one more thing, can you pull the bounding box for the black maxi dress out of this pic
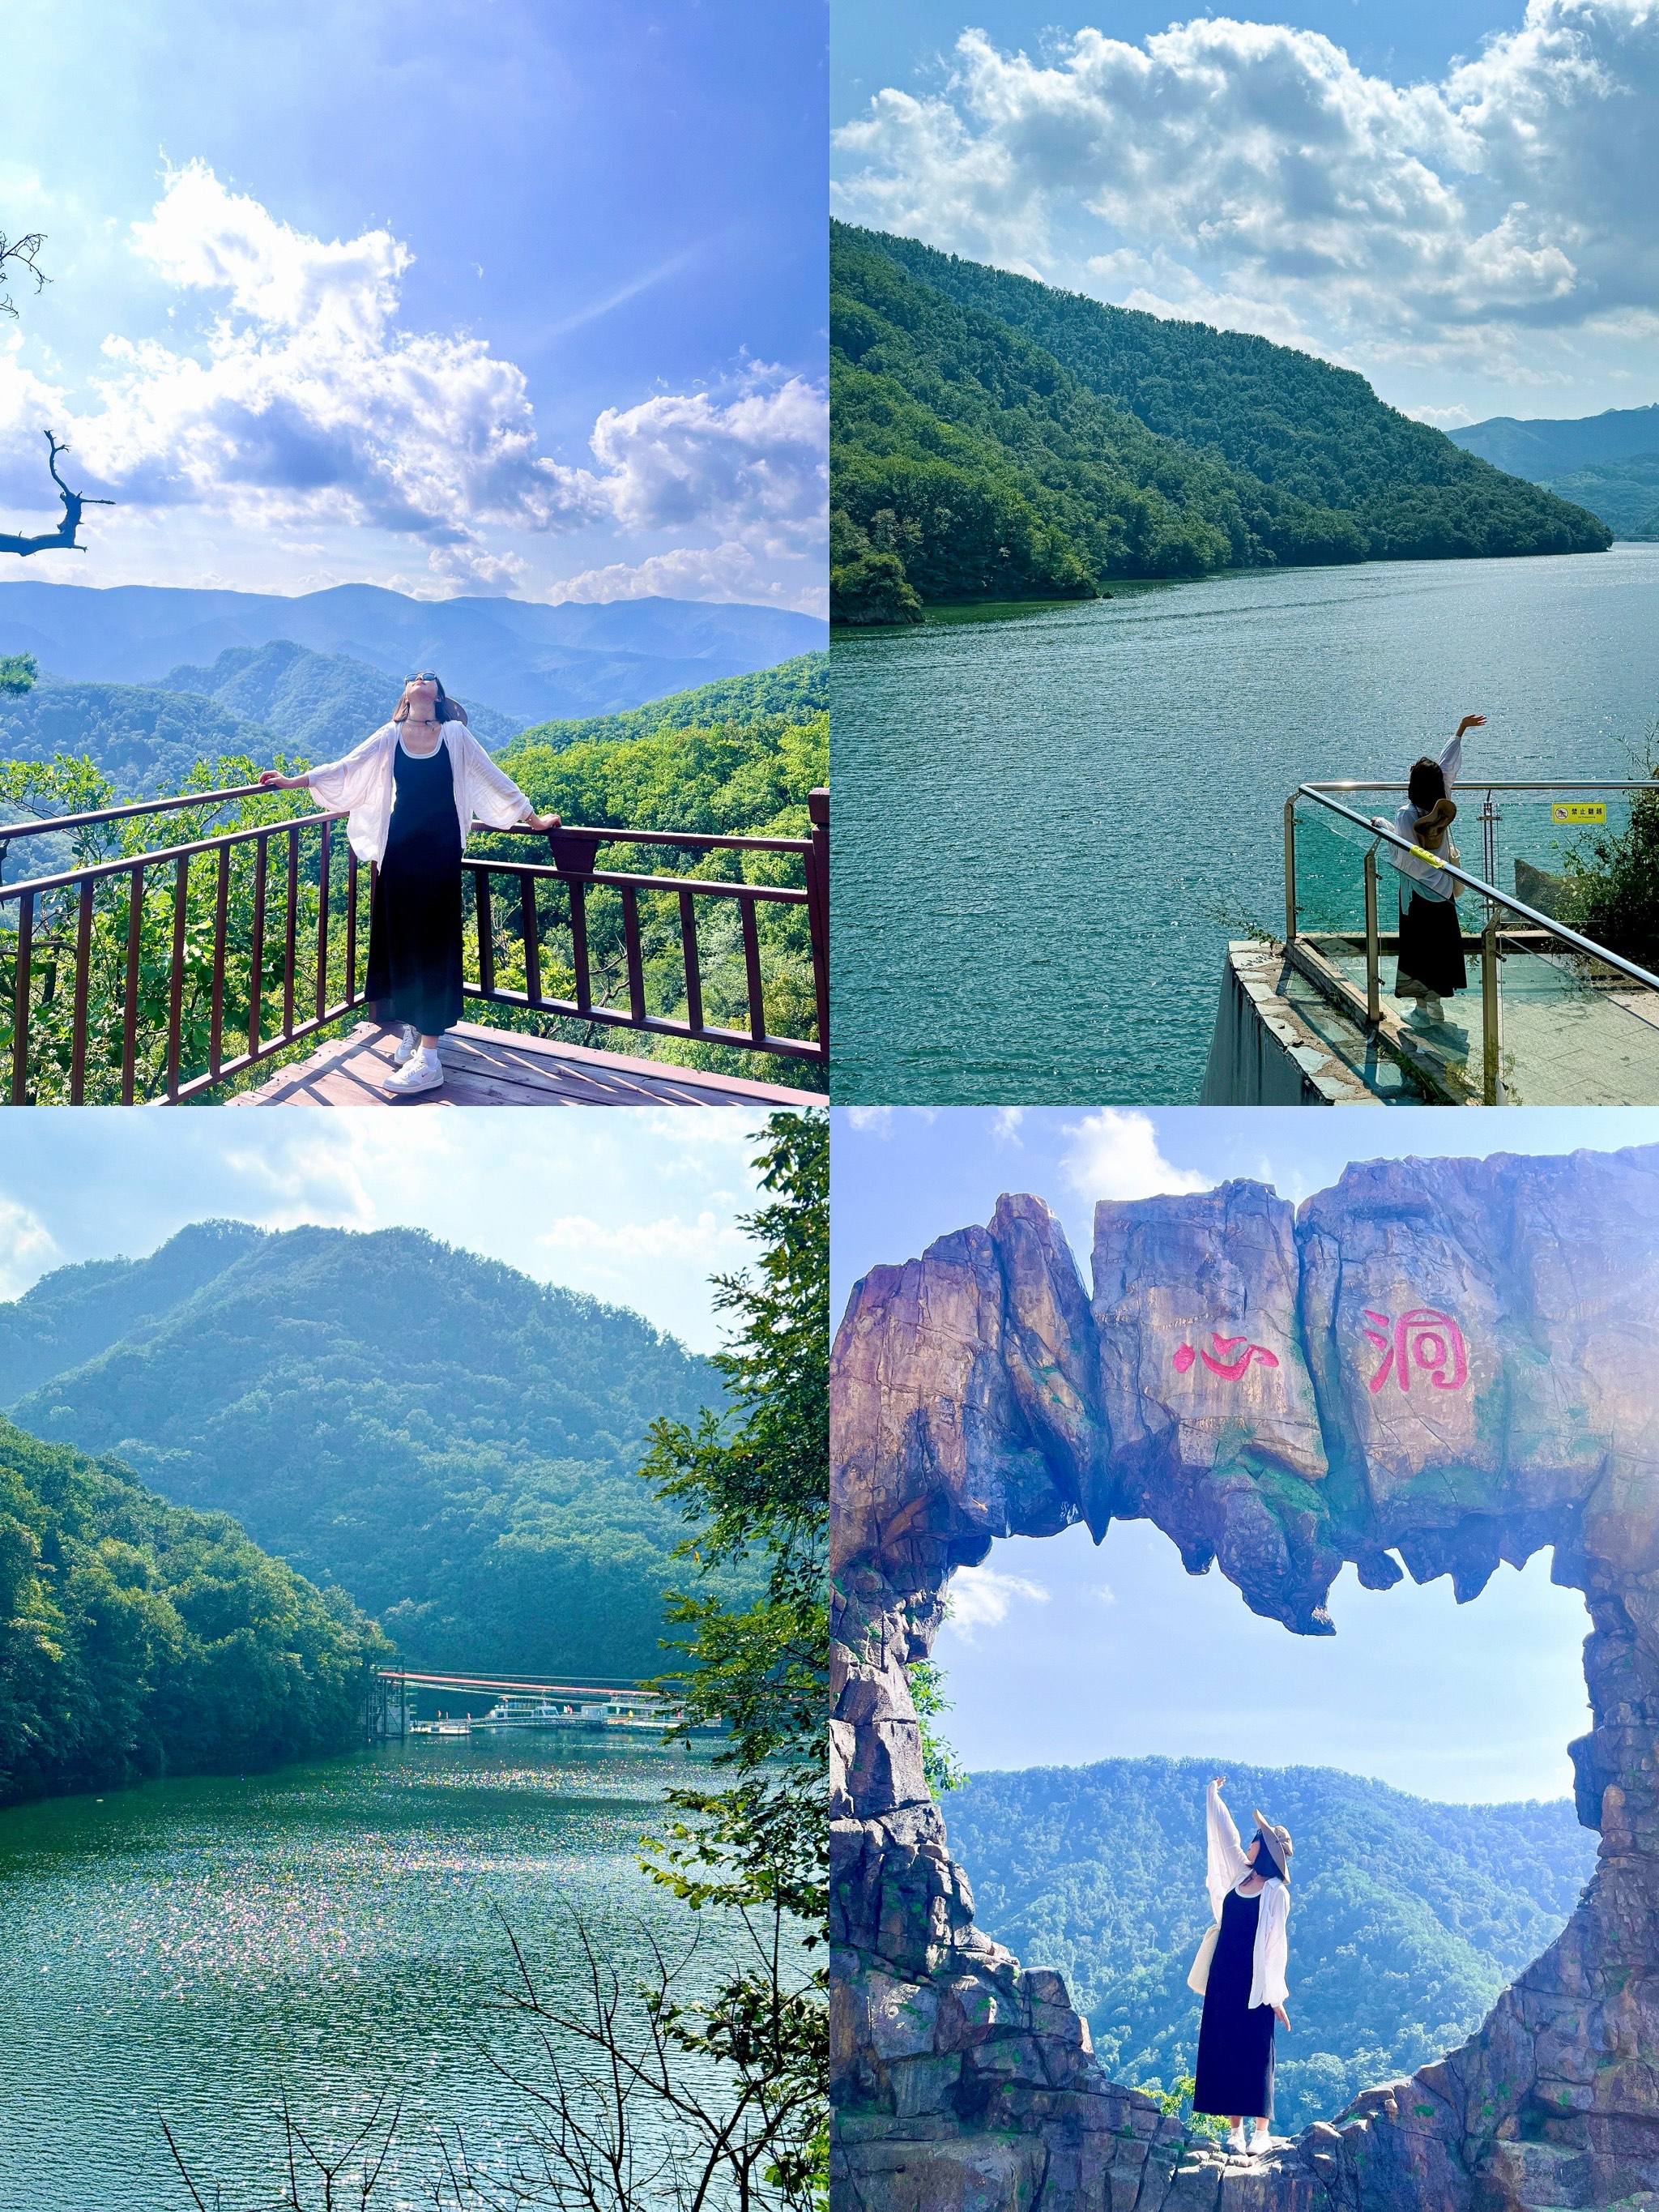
[1192,1884,1276,2121]
[365,737,464,1037]
[1397,886,1467,1001]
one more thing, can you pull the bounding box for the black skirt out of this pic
[1192,1885,1276,2120]
[365,740,464,1036]
[1397,887,1467,1000]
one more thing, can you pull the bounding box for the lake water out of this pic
[831,542,1659,1104]
[0,1737,740,2211]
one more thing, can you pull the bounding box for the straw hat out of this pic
[1252,1810,1293,1879]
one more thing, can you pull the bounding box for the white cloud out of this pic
[991,1107,1026,1144]
[842,1105,894,1134]
[947,1564,1051,1636]
[831,5,1659,394]
[0,1195,58,1299]
[0,164,827,601]
[545,537,827,617]
[1060,1109,1211,1202]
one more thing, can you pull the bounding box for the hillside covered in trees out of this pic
[831,224,1610,621]
[1449,405,1659,541]
[0,1221,727,1680]
[943,1756,1596,2137]
[0,1410,386,1810]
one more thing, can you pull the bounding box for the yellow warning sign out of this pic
[1551,801,1606,824]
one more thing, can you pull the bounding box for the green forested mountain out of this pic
[0,642,519,800]
[514,650,825,752]
[831,224,1610,620]
[0,1223,726,1679]
[1448,408,1659,541]
[0,673,274,795]
[945,1756,1595,2137]
[0,1411,386,1809]
[162,639,522,753]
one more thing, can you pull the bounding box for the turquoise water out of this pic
[0,1738,737,2211]
[831,543,1659,1103]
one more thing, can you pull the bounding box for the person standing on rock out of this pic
[259,673,560,1096]
[1188,1776,1292,2158]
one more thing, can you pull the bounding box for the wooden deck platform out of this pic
[229,1020,823,1108]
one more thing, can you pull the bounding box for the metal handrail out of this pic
[0,784,831,1101]
[1302,779,1659,793]
[1285,783,1659,1106]
[1292,784,1659,993]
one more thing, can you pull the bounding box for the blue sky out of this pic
[833,1106,1659,1801]
[0,1109,776,1355]
[0,0,827,609]
[831,0,1659,427]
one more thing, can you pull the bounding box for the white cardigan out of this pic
[1187,1781,1290,2011]
[1371,728,1464,903]
[305,722,535,867]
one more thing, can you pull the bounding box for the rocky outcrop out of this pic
[830,1147,1659,2212]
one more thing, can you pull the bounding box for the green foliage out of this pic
[0,677,274,794]
[908,1656,967,1795]
[635,1111,829,2207]
[513,651,826,752]
[862,225,1611,567]
[1,1220,730,1681]
[0,1410,386,1809]
[1561,735,1659,968]
[0,749,335,1104]
[945,1755,1597,2137]
[0,651,37,695]
[1140,2073,1228,2142]
[830,224,1610,620]
[492,703,828,1090]
[1534,459,1659,541]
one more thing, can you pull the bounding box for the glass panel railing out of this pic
[1286,783,1659,1106]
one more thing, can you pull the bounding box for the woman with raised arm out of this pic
[1372,712,1486,1030]
[260,673,559,1095]
[1188,1776,1293,2159]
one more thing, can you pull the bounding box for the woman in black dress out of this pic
[1188,1776,1292,2156]
[261,673,558,1095]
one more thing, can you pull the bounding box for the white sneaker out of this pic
[1252,2128,1272,2155]
[383,1046,443,1095]
[394,1023,420,1065]
[1226,2125,1248,2155]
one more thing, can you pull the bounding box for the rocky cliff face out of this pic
[830,1146,1659,2212]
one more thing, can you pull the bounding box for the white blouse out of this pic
[1371,728,1464,903]
[305,722,535,867]
[1195,1779,1290,2012]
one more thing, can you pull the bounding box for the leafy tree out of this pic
[1562,732,1659,971]
[0,1412,387,1809]
[908,1653,967,1795]
[0,651,36,695]
[629,1108,830,2205]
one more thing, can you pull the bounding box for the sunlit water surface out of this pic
[832,544,1659,1103]
[0,1737,743,2211]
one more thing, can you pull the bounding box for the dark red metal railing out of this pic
[0,783,829,1104]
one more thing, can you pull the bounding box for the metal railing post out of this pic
[1482,910,1502,1105]
[1283,796,1298,943]
[1363,847,1380,1027]
[806,786,830,1057]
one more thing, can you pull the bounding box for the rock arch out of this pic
[830,1147,1659,2212]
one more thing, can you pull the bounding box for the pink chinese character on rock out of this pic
[1363,1308,1468,1395]
[1173,1332,1281,1381]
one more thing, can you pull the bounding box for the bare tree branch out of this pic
[0,228,47,318]
[0,429,115,557]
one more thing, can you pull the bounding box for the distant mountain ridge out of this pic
[831,224,1609,617]
[0,581,826,725]
[511,650,827,753]
[164,639,522,750]
[0,1222,724,1680]
[945,1755,1596,2137]
[1449,406,1659,540]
